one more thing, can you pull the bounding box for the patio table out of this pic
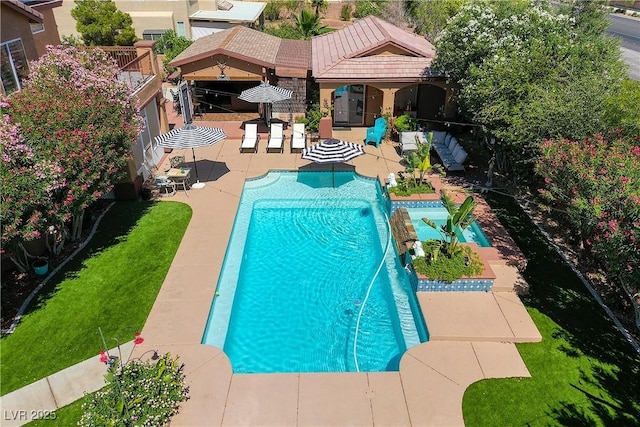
[167,167,192,190]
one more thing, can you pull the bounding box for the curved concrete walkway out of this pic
[1,124,541,426]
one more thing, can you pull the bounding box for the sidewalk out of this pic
[0,342,134,427]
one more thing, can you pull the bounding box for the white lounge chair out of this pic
[290,123,307,152]
[267,123,284,153]
[240,123,260,153]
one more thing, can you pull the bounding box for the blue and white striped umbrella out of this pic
[238,82,293,103]
[301,138,365,187]
[155,123,226,149]
[302,138,365,164]
[155,123,226,186]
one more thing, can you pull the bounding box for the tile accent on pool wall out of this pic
[416,278,493,292]
[391,200,442,214]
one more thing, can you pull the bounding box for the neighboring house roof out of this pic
[21,0,63,11]
[312,15,436,81]
[5,0,43,22]
[189,0,266,23]
[170,26,311,72]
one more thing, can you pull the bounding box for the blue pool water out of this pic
[202,171,427,373]
[407,207,492,247]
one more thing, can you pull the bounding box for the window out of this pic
[333,85,365,126]
[176,21,186,37]
[1,39,29,95]
[142,29,167,41]
[30,22,45,34]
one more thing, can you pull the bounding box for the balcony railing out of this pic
[98,46,138,69]
[117,50,155,92]
[83,46,158,93]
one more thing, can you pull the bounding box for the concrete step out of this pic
[491,264,523,292]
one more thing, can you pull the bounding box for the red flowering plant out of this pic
[535,129,640,301]
[0,114,67,271]
[0,46,143,256]
[85,330,189,426]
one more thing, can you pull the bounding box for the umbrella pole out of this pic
[191,147,205,189]
[332,164,335,188]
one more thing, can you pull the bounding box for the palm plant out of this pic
[309,0,328,16]
[402,133,432,186]
[422,190,477,257]
[294,9,330,39]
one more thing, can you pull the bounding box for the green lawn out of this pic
[463,193,640,426]
[0,201,192,395]
[26,394,88,426]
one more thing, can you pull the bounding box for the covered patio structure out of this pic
[312,16,458,142]
[169,26,311,125]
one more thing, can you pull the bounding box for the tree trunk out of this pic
[46,224,66,255]
[71,209,85,241]
[7,242,35,273]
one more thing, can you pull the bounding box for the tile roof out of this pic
[312,16,436,81]
[5,0,43,22]
[275,39,312,69]
[22,0,63,11]
[317,57,436,81]
[170,26,310,73]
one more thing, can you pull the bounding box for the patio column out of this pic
[380,88,396,118]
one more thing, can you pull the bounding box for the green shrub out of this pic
[79,353,189,426]
[387,180,434,196]
[284,0,300,14]
[412,243,484,282]
[355,0,386,18]
[264,1,283,21]
[340,3,352,21]
[300,102,328,133]
[393,113,416,133]
[264,22,304,39]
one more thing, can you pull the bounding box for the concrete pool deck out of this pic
[1,120,541,426]
[131,121,541,426]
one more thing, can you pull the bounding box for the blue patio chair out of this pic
[365,117,387,147]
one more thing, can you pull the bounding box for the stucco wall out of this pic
[320,80,455,127]
[181,55,264,81]
[32,8,61,57]
[1,6,38,62]
[52,0,192,40]
[50,0,78,38]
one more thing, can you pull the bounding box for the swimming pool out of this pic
[406,207,491,247]
[202,171,427,373]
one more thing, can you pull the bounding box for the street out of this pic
[608,13,640,80]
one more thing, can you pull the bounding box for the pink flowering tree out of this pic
[1,46,142,254]
[535,130,640,294]
[0,115,67,271]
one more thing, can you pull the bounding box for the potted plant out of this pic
[32,258,49,276]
